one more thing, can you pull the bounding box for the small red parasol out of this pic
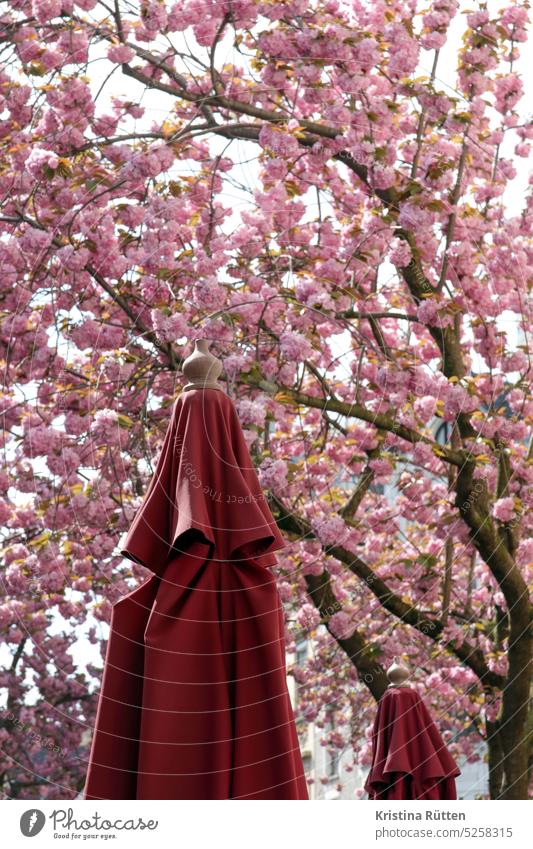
[365,660,461,800]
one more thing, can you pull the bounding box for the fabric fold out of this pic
[85,542,308,800]
[83,575,158,800]
[120,389,286,575]
[364,686,460,800]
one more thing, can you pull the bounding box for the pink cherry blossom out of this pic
[296,604,321,632]
[328,611,355,640]
[107,44,135,63]
[258,458,288,494]
[492,497,515,523]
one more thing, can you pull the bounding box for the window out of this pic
[296,639,308,666]
[325,714,340,780]
[435,420,450,445]
[294,640,308,705]
[326,747,340,780]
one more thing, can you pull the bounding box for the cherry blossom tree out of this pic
[0,0,532,799]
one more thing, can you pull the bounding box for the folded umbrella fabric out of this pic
[84,388,308,800]
[120,387,286,572]
[364,686,460,800]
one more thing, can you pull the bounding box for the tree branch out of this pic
[304,570,389,701]
[246,378,465,466]
[270,493,504,690]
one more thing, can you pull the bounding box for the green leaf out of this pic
[117,414,134,429]
[417,554,438,569]
[26,61,47,76]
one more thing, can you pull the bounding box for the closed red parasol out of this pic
[84,340,308,800]
[364,660,461,800]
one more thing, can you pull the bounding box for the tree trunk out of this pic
[486,718,504,799]
[487,716,531,799]
[486,644,531,799]
[498,612,533,798]
[498,718,531,799]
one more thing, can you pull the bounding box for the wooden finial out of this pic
[182,339,223,391]
[387,657,410,688]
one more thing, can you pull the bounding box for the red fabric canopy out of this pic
[120,388,286,572]
[84,389,308,800]
[364,686,460,800]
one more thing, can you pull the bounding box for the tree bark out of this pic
[486,718,504,799]
[486,708,532,800]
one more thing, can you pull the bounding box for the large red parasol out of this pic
[364,662,460,800]
[84,341,308,800]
